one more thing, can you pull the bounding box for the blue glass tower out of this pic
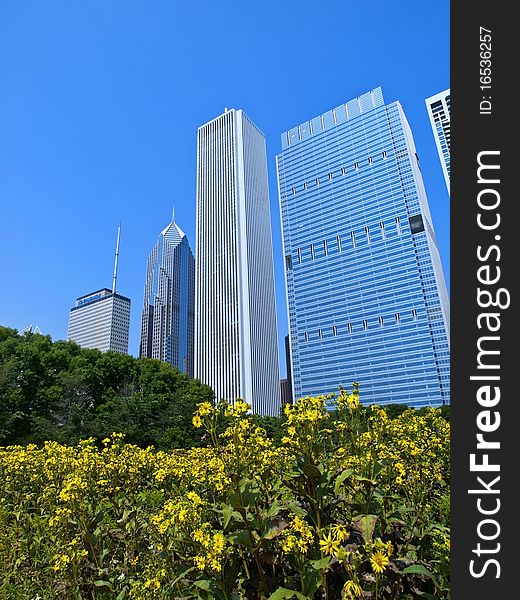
[277,88,450,408]
[140,217,195,376]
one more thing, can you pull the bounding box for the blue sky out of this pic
[0,0,449,376]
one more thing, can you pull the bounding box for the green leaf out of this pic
[301,462,321,480]
[266,500,281,519]
[194,579,212,590]
[222,503,234,529]
[268,588,309,600]
[287,502,306,517]
[264,520,288,540]
[401,564,437,580]
[311,556,330,570]
[170,566,196,586]
[228,529,253,549]
[116,591,126,600]
[94,580,112,589]
[352,514,378,542]
[334,469,353,495]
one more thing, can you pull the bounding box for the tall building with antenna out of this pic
[67,225,131,353]
[139,213,195,376]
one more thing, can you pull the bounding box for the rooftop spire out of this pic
[112,223,121,293]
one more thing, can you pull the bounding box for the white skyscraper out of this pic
[68,288,131,353]
[195,108,280,416]
[425,89,451,195]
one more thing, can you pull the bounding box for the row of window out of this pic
[302,309,419,341]
[281,151,391,198]
[285,215,427,270]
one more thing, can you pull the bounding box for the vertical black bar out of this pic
[452,2,513,598]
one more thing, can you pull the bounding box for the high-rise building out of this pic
[195,108,280,416]
[68,288,131,353]
[140,216,195,376]
[68,225,130,354]
[425,89,451,195]
[277,87,450,408]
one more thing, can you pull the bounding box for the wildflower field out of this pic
[0,387,450,599]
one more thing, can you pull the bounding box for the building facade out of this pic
[195,108,280,416]
[140,217,195,376]
[277,87,450,408]
[68,288,130,353]
[425,89,451,195]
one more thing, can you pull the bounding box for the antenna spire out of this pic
[112,223,121,293]
[172,206,175,223]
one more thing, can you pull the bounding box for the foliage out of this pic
[0,326,213,449]
[0,386,450,599]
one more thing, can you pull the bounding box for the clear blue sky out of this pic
[0,0,449,376]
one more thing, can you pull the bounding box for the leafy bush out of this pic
[0,387,450,599]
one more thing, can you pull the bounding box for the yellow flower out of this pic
[331,523,349,542]
[370,551,390,574]
[343,580,363,599]
[319,532,340,556]
[192,415,202,428]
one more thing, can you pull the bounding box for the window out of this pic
[332,325,337,336]
[318,328,323,339]
[380,221,386,240]
[365,226,371,243]
[303,181,308,190]
[382,150,387,159]
[310,244,315,260]
[315,177,320,186]
[362,319,368,330]
[351,231,356,248]
[395,312,401,324]
[341,167,347,175]
[347,322,352,334]
[354,162,359,170]
[412,309,418,320]
[368,156,373,164]
[379,316,384,327]
[292,187,296,195]
[285,255,293,270]
[328,172,333,181]
[395,216,402,235]
[304,331,309,341]
[323,240,328,256]
[297,247,302,264]
[409,214,425,234]
[336,235,342,252]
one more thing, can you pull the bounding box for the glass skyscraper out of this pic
[277,88,450,408]
[68,288,130,354]
[195,108,280,416]
[425,89,451,195]
[140,217,195,376]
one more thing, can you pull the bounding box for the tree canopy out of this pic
[0,326,214,449]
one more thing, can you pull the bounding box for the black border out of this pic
[451,3,514,597]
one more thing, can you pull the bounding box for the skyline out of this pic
[0,1,450,378]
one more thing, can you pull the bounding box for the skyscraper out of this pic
[68,289,131,353]
[195,108,280,416]
[425,89,451,195]
[277,87,450,408]
[68,225,131,354]
[140,216,195,376]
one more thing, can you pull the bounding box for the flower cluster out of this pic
[0,390,450,599]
